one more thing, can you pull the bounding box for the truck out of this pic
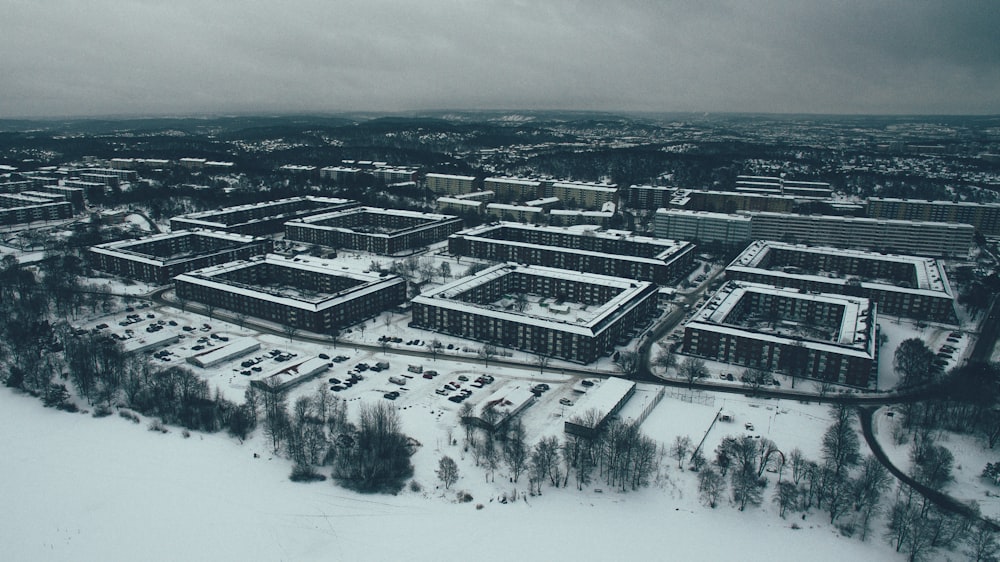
[407,364,423,374]
[389,376,407,386]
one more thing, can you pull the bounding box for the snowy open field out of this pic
[1,387,907,562]
[874,407,1000,520]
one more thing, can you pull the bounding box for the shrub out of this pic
[409,480,422,493]
[289,464,327,483]
[119,410,141,424]
[457,491,474,503]
[148,419,167,433]
[92,404,112,418]
[57,402,79,413]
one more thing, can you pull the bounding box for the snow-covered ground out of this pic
[1,387,905,562]
[873,407,1000,520]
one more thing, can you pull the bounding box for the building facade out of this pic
[653,209,753,245]
[747,212,974,258]
[425,173,479,195]
[867,197,1000,237]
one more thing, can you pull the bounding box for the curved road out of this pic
[857,406,1000,531]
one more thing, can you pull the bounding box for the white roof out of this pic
[175,254,404,313]
[186,337,260,367]
[568,377,635,428]
[413,263,653,337]
[729,240,953,296]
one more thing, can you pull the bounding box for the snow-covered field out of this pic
[874,408,1000,520]
[1,388,906,562]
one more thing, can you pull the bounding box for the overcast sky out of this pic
[2,0,998,118]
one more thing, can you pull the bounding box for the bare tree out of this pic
[774,480,798,518]
[741,367,771,396]
[679,356,709,388]
[614,350,640,379]
[478,344,498,368]
[822,404,860,480]
[282,323,299,343]
[698,466,725,508]
[503,420,529,483]
[533,353,551,374]
[437,455,459,489]
[853,455,891,541]
[670,435,692,468]
[654,349,677,376]
[910,432,955,491]
[427,339,443,360]
[894,338,936,388]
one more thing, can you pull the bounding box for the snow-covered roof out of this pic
[456,222,691,261]
[484,177,542,186]
[689,281,875,356]
[413,263,654,337]
[868,197,1000,209]
[728,240,953,297]
[473,383,536,426]
[122,330,180,353]
[89,229,267,267]
[292,206,458,226]
[551,181,618,193]
[425,173,477,181]
[172,196,355,227]
[185,337,260,368]
[256,357,329,390]
[567,377,636,428]
[655,208,753,222]
[175,254,404,313]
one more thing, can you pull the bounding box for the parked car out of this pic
[383,391,399,400]
[559,398,573,406]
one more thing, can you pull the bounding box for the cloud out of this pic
[1,0,998,117]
